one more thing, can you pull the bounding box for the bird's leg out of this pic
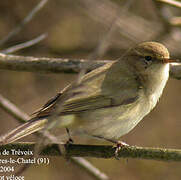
[65,128,74,145]
[64,128,75,161]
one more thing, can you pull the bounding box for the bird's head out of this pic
[126,41,177,72]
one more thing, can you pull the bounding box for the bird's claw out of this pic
[114,141,129,159]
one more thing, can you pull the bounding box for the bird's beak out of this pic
[162,58,180,63]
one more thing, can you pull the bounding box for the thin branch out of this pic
[169,16,181,26]
[1,33,47,54]
[170,64,181,79]
[157,0,181,8]
[152,1,173,42]
[1,143,181,162]
[0,94,109,180]
[0,53,181,79]
[0,94,29,122]
[0,0,48,46]
[0,53,109,73]
[77,0,163,44]
[71,157,109,180]
[88,0,133,60]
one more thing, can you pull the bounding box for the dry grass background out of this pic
[0,0,181,179]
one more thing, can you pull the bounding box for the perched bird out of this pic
[0,41,178,146]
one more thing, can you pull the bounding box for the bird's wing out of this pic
[34,61,140,118]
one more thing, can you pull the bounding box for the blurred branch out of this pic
[0,0,48,46]
[152,1,172,42]
[0,94,109,180]
[1,34,47,54]
[0,95,29,123]
[169,16,181,26]
[157,0,181,8]
[88,0,133,60]
[70,157,109,180]
[77,0,163,44]
[1,143,181,162]
[75,0,181,56]
[0,53,181,79]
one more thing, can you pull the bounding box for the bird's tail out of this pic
[0,117,47,145]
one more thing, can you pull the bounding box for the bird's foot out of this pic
[114,141,129,159]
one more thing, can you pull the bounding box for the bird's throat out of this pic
[145,63,170,109]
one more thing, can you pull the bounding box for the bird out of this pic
[0,41,178,146]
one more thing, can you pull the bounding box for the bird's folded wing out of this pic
[33,61,140,118]
[62,95,112,114]
[35,90,138,117]
[35,90,111,117]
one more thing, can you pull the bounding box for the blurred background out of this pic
[0,0,181,179]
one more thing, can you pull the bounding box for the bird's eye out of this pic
[144,56,152,61]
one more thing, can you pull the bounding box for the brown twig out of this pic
[0,53,109,73]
